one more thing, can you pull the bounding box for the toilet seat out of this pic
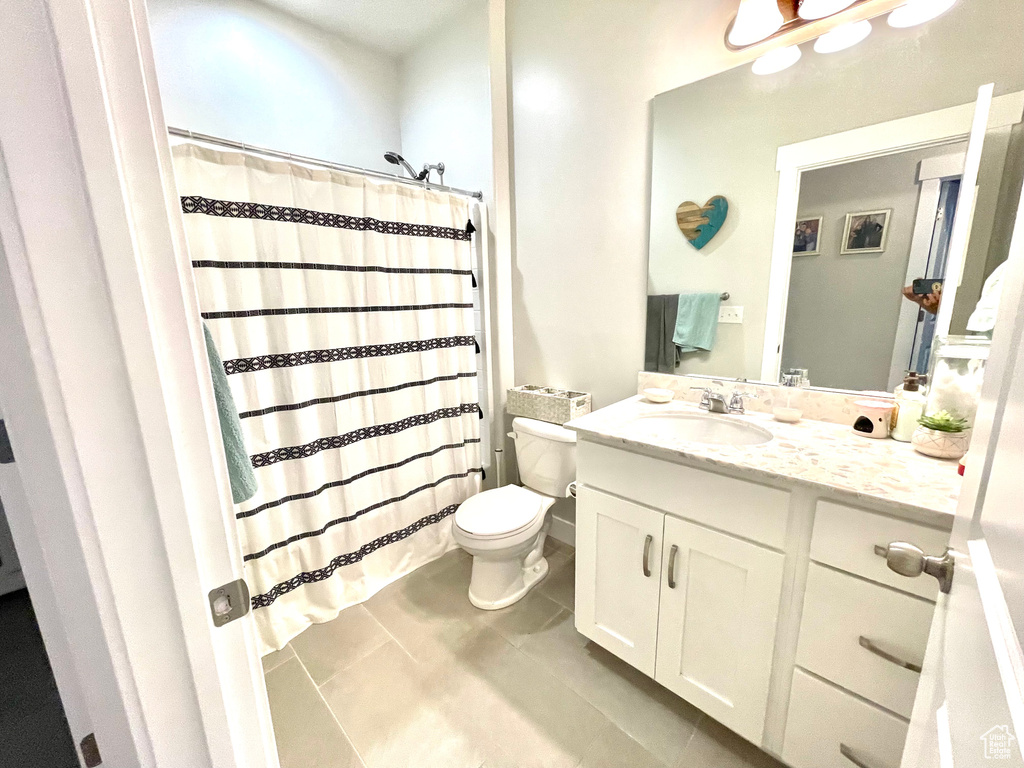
[454,485,551,540]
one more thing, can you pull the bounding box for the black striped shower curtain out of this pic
[173,143,482,652]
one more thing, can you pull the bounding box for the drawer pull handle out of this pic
[667,545,679,589]
[840,743,889,768]
[858,636,923,674]
[643,535,653,578]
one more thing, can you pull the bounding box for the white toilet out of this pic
[452,417,577,610]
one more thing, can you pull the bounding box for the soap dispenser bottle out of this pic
[891,372,926,442]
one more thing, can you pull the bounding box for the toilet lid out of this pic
[454,485,548,538]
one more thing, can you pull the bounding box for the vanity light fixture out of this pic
[813,18,872,53]
[728,0,785,47]
[752,45,803,75]
[797,0,856,20]
[888,0,957,28]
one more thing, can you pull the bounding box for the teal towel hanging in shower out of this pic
[203,323,258,504]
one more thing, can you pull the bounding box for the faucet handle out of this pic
[728,391,757,413]
[690,386,712,410]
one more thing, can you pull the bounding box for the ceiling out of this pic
[256,0,481,57]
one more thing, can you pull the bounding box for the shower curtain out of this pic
[172,143,483,652]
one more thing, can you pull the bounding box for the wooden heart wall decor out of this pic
[676,196,729,250]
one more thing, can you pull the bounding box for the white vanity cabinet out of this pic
[572,439,954,765]
[574,442,788,743]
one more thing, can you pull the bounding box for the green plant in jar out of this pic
[918,410,969,433]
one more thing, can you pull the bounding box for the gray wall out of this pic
[782,145,957,392]
[648,0,1024,381]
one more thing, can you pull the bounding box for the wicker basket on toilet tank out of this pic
[506,385,592,425]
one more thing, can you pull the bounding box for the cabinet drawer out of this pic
[578,441,790,548]
[810,501,950,599]
[796,564,932,718]
[783,669,908,768]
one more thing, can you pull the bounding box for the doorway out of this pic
[0,510,78,768]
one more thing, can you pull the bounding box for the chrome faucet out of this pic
[691,387,729,414]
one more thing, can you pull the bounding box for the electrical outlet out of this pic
[718,306,744,324]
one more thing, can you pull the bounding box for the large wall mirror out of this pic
[644,0,1024,394]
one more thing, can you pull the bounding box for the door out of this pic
[0,0,277,765]
[575,486,664,676]
[899,169,1024,764]
[655,516,785,744]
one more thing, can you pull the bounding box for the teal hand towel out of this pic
[673,293,721,353]
[203,323,258,504]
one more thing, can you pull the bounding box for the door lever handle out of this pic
[874,542,955,594]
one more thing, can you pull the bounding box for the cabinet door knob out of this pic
[667,545,679,589]
[875,542,955,594]
[642,534,653,578]
[857,636,922,673]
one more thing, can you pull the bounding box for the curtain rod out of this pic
[166,127,484,201]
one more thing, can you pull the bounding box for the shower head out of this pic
[384,151,425,181]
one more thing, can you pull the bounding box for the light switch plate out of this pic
[719,306,744,324]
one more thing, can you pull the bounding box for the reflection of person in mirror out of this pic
[902,261,1007,334]
[901,285,941,315]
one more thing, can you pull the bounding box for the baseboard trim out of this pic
[548,515,575,548]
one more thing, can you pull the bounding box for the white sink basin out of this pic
[630,412,773,446]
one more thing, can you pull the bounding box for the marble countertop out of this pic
[565,396,962,523]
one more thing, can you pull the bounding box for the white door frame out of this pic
[0,0,277,765]
[761,90,1024,384]
[885,149,966,390]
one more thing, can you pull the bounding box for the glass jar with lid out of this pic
[923,335,991,428]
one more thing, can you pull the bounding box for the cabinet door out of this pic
[655,516,784,743]
[575,486,664,676]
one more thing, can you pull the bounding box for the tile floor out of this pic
[0,589,78,768]
[263,539,786,768]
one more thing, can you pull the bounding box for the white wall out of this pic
[507,1,657,408]
[507,0,1024,405]
[399,1,493,198]
[147,0,402,172]
[783,146,958,392]
[505,0,779,408]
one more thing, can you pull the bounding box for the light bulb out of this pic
[888,0,958,28]
[797,0,856,20]
[752,45,803,75]
[814,19,872,53]
[729,0,785,46]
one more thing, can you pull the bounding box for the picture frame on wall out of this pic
[793,216,822,256]
[841,209,891,254]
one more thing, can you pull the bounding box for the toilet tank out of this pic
[512,417,577,497]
